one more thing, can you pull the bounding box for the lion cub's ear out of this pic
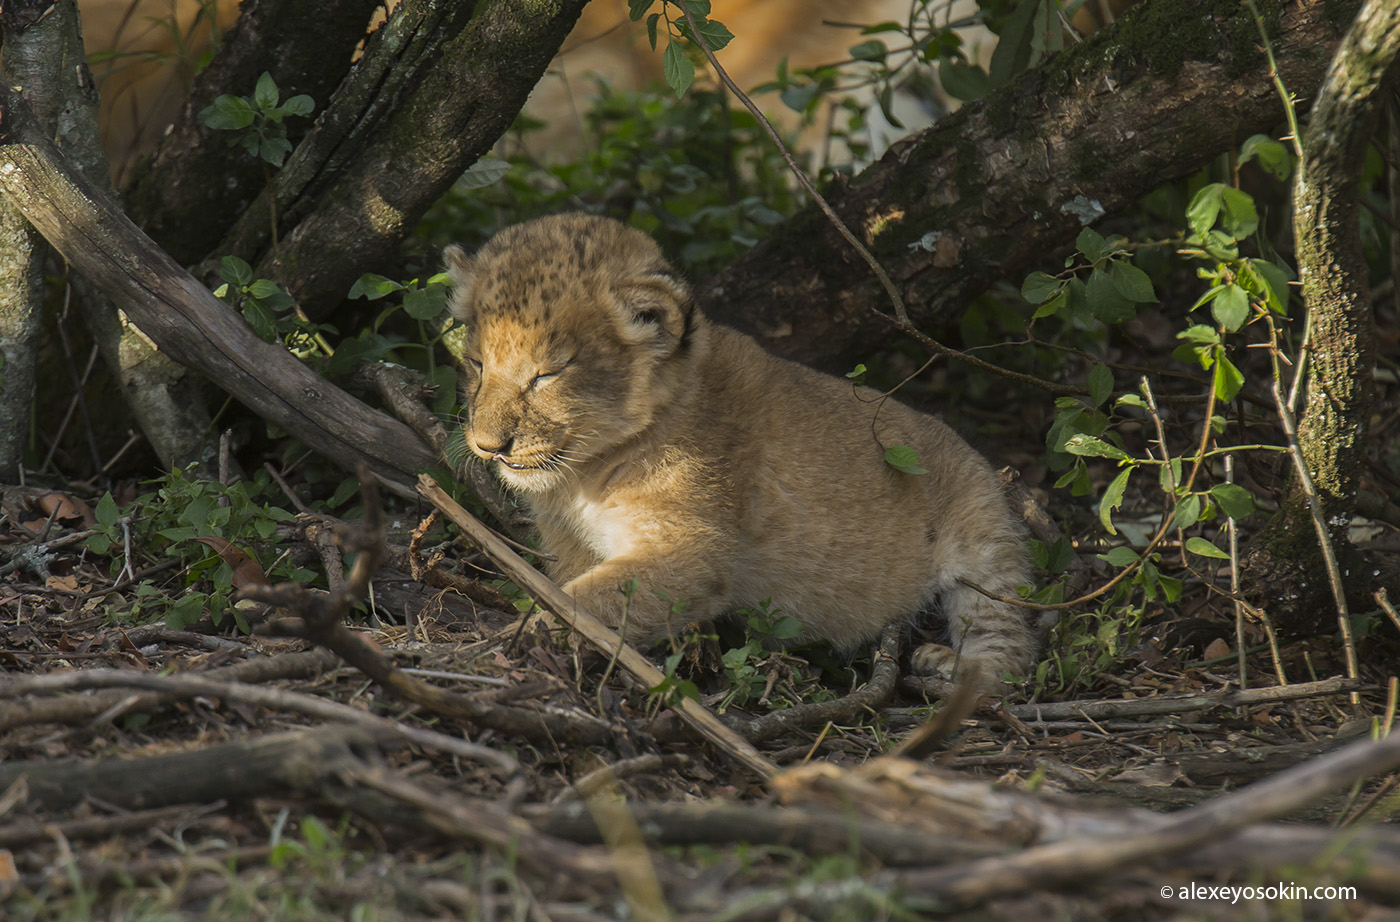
[613,271,694,350]
[443,244,475,323]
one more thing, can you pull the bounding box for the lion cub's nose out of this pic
[472,434,513,457]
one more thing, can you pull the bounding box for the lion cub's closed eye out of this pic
[444,213,1041,688]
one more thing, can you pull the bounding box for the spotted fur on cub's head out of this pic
[443,214,704,493]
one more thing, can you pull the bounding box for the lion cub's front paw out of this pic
[910,642,1005,691]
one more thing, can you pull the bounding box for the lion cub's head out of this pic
[444,214,703,493]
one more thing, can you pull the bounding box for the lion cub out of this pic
[444,214,1037,684]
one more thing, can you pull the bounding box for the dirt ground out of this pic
[2,323,1399,920]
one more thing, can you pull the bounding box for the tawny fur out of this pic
[445,214,1037,684]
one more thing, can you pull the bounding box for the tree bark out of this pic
[121,0,385,265]
[253,0,592,316]
[0,0,65,480]
[0,89,439,486]
[1291,0,1397,520]
[698,0,1356,373]
[1241,0,1400,634]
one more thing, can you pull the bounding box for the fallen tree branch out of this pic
[700,0,1355,371]
[0,668,520,775]
[897,722,1400,907]
[0,647,339,732]
[0,725,403,813]
[0,89,438,487]
[1000,675,1364,722]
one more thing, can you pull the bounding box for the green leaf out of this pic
[219,255,254,288]
[93,491,119,528]
[1177,324,1221,347]
[1212,352,1245,402]
[1021,271,1062,304]
[254,71,279,110]
[281,94,314,117]
[849,39,887,62]
[663,41,695,97]
[1099,467,1131,535]
[1087,363,1114,407]
[988,0,1040,87]
[259,137,293,166]
[771,615,803,640]
[627,0,653,21]
[1211,283,1250,331]
[1085,268,1135,323]
[242,300,277,342]
[1210,483,1256,520]
[1186,184,1224,238]
[646,11,662,49]
[1044,537,1074,574]
[1248,258,1291,315]
[1173,493,1202,530]
[884,445,929,475]
[1185,536,1230,560]
[696,18,733,51]
[1075,227,1105,263]
[1219,186,1259,239]
[348,273,403,300]
[85,533,113,555]
[199,94,255,130]
[938,58,988,101]
[1063,433,1131,461]
[247,279,283,300]
[1100,546,1140,568]
[1029,287,1066,319]
[459,157,510,189]
[1239,133,1292,180]
[404,284,448,319]
[1110,260,1157,303]
[1158,457,1182,494]
[845,363,867,383]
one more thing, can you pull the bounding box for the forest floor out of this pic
[2,345,1399,921]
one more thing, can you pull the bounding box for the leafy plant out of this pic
[627,0,734,98]
[85,465,315,632]
[1024,132,1294,628]
[199,71,313,166]
[213,255,332,355]
[714,599,803,712]
[419,81,797,277]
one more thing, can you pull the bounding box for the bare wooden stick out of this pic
[418,473,779,779]
[1002,675,1363,721]
[0,669,520,774]
[899,715,1400,907]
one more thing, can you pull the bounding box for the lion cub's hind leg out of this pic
[910,582,1036,689]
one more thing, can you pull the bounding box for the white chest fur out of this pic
[570,496,634,559]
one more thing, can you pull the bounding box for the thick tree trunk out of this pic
[122,0,384,265]
[1244,0,1400,634]
[0,0,67,480]
[0,90,439,487]
[699,0,1356,373]
[256,0,592,316]
[1292,2,1397,520]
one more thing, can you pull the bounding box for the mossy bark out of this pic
[1244,0,1400,632]
[699,0,1357,373]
